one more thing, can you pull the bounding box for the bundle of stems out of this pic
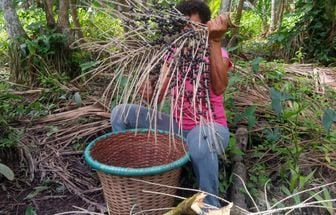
[74,0,237,147]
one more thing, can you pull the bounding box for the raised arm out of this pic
[207,15,231,96]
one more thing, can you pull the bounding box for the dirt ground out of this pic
[0,190,89,215]
[0,150,105,215]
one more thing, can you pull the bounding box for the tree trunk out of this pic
[230,127,248,210]
[326,0,336,43]
[328,19,336,43]
[234,0,244,26]
[227,0,244,48]
[54,0,73,77]
[275,0,285,31]
[1,0,27,39]
[57,0,72,40]
[44,0,56,28]
[220,0,232,13]
[70,0,84,40]
[263,0,270,35]
[269,0,277,33]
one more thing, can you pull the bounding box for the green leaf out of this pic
[24,186,49,199]
[298,169,315,189]
[247,115,256,130]
[227,46,239,52]
[46,126,59,137]
[219,183,225,193]
[228,135,236,148]
[283,101,305,120]
[25,206,37,215]
[92,0,103,8]
[251,57,263,74]
[270,87,292,101]
[227,134,244,155]
[310,188,333,215]
[322,188,333,214]
[292,189,301,205]
[0,163,14,180]
[322,109,336,133]
[116,76,130,89]
[272,99,282,116]
[233,105,256,129]
[281,185,291,196]
[228,73,242,87]
[231,147,244,156]
[245,106,256,129]
[325,154,331,163]
[79,61,99,72]
[289,167,299,192]
[264,128,281,142]
[270,88,292,115]
[208,0,221,17]
[271,94,282,115]
[26,40,38,55]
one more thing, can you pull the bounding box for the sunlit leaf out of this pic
[283,101,305,120]
[251,57,263,74]
[298,169,315,189]
[208,0,221,17]
[0,163,14,180]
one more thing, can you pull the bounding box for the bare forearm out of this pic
[156,62,170,103]
[209,41,229,95]
[140,79,154,103]
[157,75,170,103]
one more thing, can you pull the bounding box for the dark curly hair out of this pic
[176,0,211,24]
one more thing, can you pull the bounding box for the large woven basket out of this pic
[84,129,189,215]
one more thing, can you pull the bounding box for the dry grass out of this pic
[7,62,333,213]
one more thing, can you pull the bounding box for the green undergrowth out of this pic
[0,71,86,149]
[222,59,336,212]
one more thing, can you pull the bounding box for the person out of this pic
[110,0,232,208]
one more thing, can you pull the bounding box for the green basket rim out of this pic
[84,129,190,176]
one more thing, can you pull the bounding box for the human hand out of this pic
[207,15,229,43]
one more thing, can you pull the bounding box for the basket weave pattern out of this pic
[90,131,187,215]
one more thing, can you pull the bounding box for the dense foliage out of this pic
[224,61,336,209]
[269,0,336,64]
